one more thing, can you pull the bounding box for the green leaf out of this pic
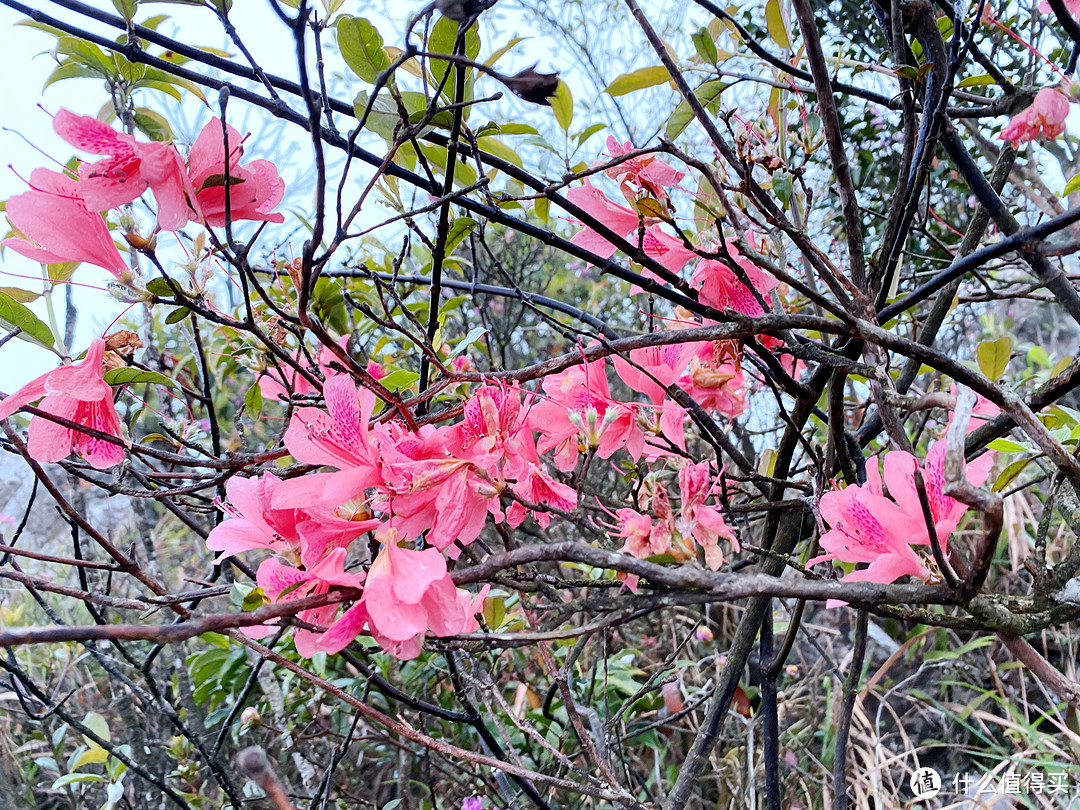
[1064,172,1080,197]
[164,307,189,325]
[605,66,670,96]
[447,326,487,360]
[665,79,727,140]
[956,74,995,89]
[82,713,110,744]
[574,123,606,146]
[103,368,176,388]
[243,382,263,418]
[69,746,109,771]
[772,169,794,205]
[0,286,39,303]
[337,16,391,84]
[485,35,525,67]
[48,262,79,283]
[550,80,573,132]
[110,0,138,19]
[987,438,1035,453]
[145,277,176,297]
[765,0,791,50]
[444,217,477,254]
[977,336,1012,380]
[52,773,104,789]
[0,290,54,350]
[692,26,718,64]
[132,108,172,141]
[993,455,1034,492]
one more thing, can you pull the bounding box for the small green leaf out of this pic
[772,169,794,205]
[550,81,573,132]
[82,712,110,744]
[977,336,1012,380]
[444,217,477,254]
[987,438,1035,453]
[447,326,487,361]
[243,382,263,418]
[692,26,718,64]
[145,277,176,297]
[337,16,391,84]
[164,307,189,324]
[103,368,176,388]
[993,455,1034,492]
[1064,172,1080,197]
[52,773,104,789]
[765,0,791,50]
[110,0,137,19]
[956,74,995,89]
[0,290,55,350]
[665,79,727,140]
[605,66,670,96]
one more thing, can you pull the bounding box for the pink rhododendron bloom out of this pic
[677,461,738,570]
[446,384,538,480]
[690,251,778,316]
[256,547,366,658]
[566,181,646,258]
[610,507,671,560]
[283,374,383,492]
[53,109,191,230]
[527,357,645,471]
[1039,0,1080,18]
[680,340,747,419]
[613,342,700,406]
[187,117,285,226]
[3,169,127,278]
[1000,87,1070,146]
[603,137,685,201]
[318,529,487,659]
[505,463,577,528]
[205,472,378,562]
[809,459,932,587]
[0,338,124,469]
[881,441,994,550]
[377,424,504,552]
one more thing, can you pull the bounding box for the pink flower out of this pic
[0,338,124,469]
[256,547,366,658]
[1000,88,1070,146]
[445,384,538,480]
[527,358,645,472]
[187,118,285,226]
[613,342,700,406]
[258,338,344,402]
[205,472,378,562]
[566,180,646,258]
[880,441,994,550]
[677,461,738,570]
[318,528,487,659]
[603,137,685,201]
[609,508,671,559]
[809,459,931,587]
[505,463,577,528]
[1039,0,1080,18]
[680,341,747,419]
[690,251,778,316]
[53,109,191,230]
[376,424,503,552]
[3,169,128,278]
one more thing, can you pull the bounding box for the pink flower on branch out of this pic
[999,87,1071,146]
[52,109,192,231]
[187,117,285,227]
[3,169,128,278]
[603,136,685,201]
[0,338,124,469]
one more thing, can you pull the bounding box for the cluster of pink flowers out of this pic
[1000,87,1072,147]
[3,109,284,279]
[205,341,752,658]
[810,398,998,593]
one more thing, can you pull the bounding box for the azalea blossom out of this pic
[809,458,932,587]
[205,472,378,562]
[1000,87,1070,146]
[256,547,366,658]
[690,251,778,316]
[1038,0,1080,19]
[526,357,645,472]
[187,117,285,226]
[0,338,124,469]
[3,169,128,278]
[677,461,738,570]
[566,180,645,258]
[603,137,685,201]
[53,109,191,230]
[505,463,578,528]
[318,529,487,659]
[679,340,747,419]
